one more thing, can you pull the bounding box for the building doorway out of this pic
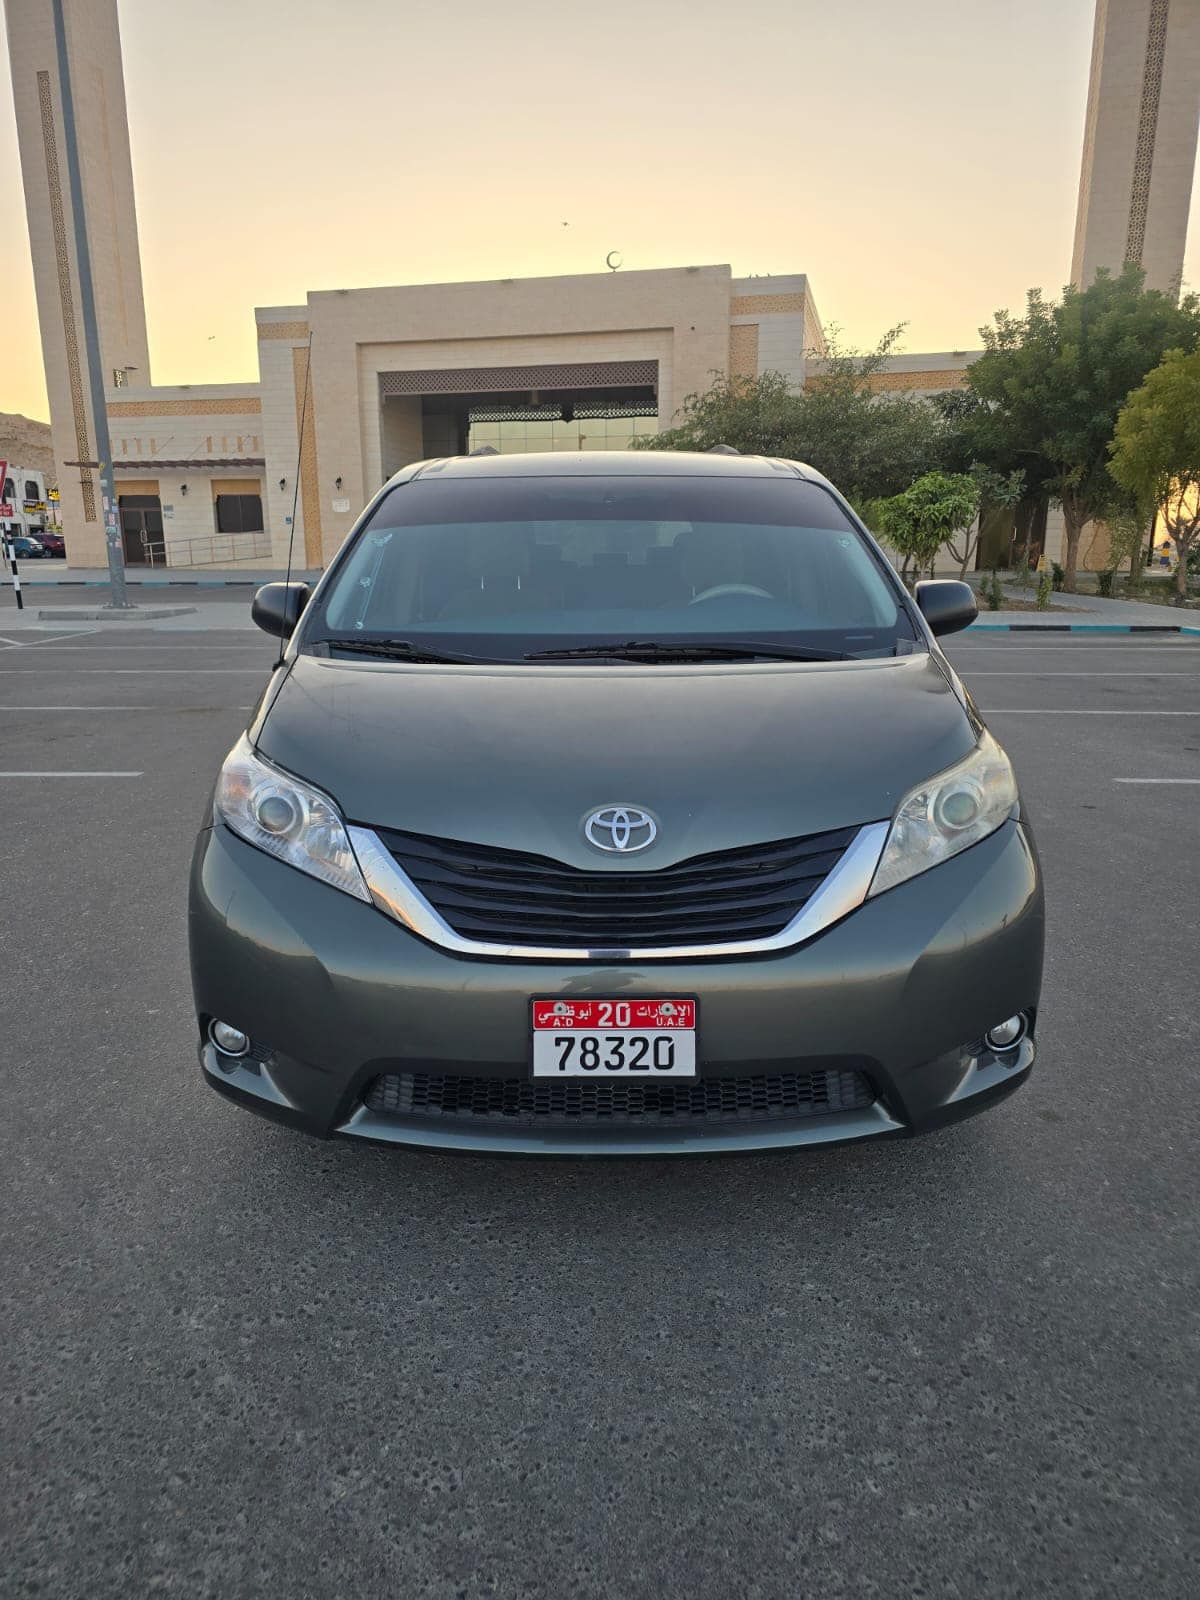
[379,360,660,479]
[118,495,164,565]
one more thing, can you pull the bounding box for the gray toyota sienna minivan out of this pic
[189,450,1044,1155]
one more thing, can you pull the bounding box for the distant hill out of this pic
[0,412,54,486]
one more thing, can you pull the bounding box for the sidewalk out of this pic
[971,582,1200,632]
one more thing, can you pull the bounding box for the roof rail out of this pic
[707,443,740,455]
[469,444,500,456]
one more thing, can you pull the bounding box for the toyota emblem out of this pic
[584,805,658,854]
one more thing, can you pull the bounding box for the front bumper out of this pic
[188,819,1044,1156]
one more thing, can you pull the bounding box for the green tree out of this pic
[967,265,1200,591]
[958,464,1024,575]
[1109,346,1200,598]
[789,327,947,507]
[1094,489,1151,591]
[932,388,1045,567]
[872,471,981,583]
[641,327,946,508]
[641,368,803,459]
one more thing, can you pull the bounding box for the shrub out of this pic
[1097,569,1116,597]
[1036,571,1053,610]
[1051,561,1065,591]
[985,572,1004,610]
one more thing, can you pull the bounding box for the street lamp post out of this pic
[50,0,132,609]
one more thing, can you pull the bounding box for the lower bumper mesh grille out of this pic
[363,1068,875,1128]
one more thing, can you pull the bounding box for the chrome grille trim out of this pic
[348,821,890,962]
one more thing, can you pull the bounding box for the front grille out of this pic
[363,1067,875,1127]
[372,824,858,949]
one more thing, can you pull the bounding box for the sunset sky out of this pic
[3,0,1200,423]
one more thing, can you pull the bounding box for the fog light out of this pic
[985,1014,1027,1052]
[209,1019,250,1057]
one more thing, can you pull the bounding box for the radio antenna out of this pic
[278,332,313,665]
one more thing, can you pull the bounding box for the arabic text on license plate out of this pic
[531,998,697,1078]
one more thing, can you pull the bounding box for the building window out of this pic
[2,478,14,501]
[466,413,658,455]
[112,367,128,387]
[214,494,264,534]
[24,480,39,501]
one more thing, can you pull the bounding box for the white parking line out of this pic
[1113,778,1200,784]
[0,667,263,675]
[0,631,102,648]
[0,705,254,710]
[12,629,103,647]
[0,644,271,651]
[965,671,1200,676]
[983,708,1200,714]
[0,771,143,778]
[953,643,1200,650]
[0,705,155,710]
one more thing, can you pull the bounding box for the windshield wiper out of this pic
[524,639,851,663]
[318,636,854,665]
[317,637,499,665]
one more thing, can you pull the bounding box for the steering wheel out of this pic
[688,583,773,605]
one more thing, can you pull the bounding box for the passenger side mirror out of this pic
[251,581,311,639]
[915,579,977,638]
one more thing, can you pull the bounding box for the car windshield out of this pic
[308,473,917,661]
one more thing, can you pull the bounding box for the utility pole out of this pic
[0,459,24,611]
[50,0,133,609]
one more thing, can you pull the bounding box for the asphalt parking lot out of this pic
[2,598,1198,1599]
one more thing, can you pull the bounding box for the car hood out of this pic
[254,654,975,869]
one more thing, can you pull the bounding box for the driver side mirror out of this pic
[251,581,311,639]
[915,579,977,638]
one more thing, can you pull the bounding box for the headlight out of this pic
[868,730,1018,898]
[214,734,370,902]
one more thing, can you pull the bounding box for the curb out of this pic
[968,622,1200,634]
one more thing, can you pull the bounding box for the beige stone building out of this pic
[1072,0,1200,294]
[4,0,1197,572]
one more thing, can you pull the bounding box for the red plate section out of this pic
[532,999,696,1030]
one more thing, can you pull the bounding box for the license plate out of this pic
[531,998,697,1078]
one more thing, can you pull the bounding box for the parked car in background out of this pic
[5,534,48,559]
[0,463,53,545]
[34,530,65,557]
